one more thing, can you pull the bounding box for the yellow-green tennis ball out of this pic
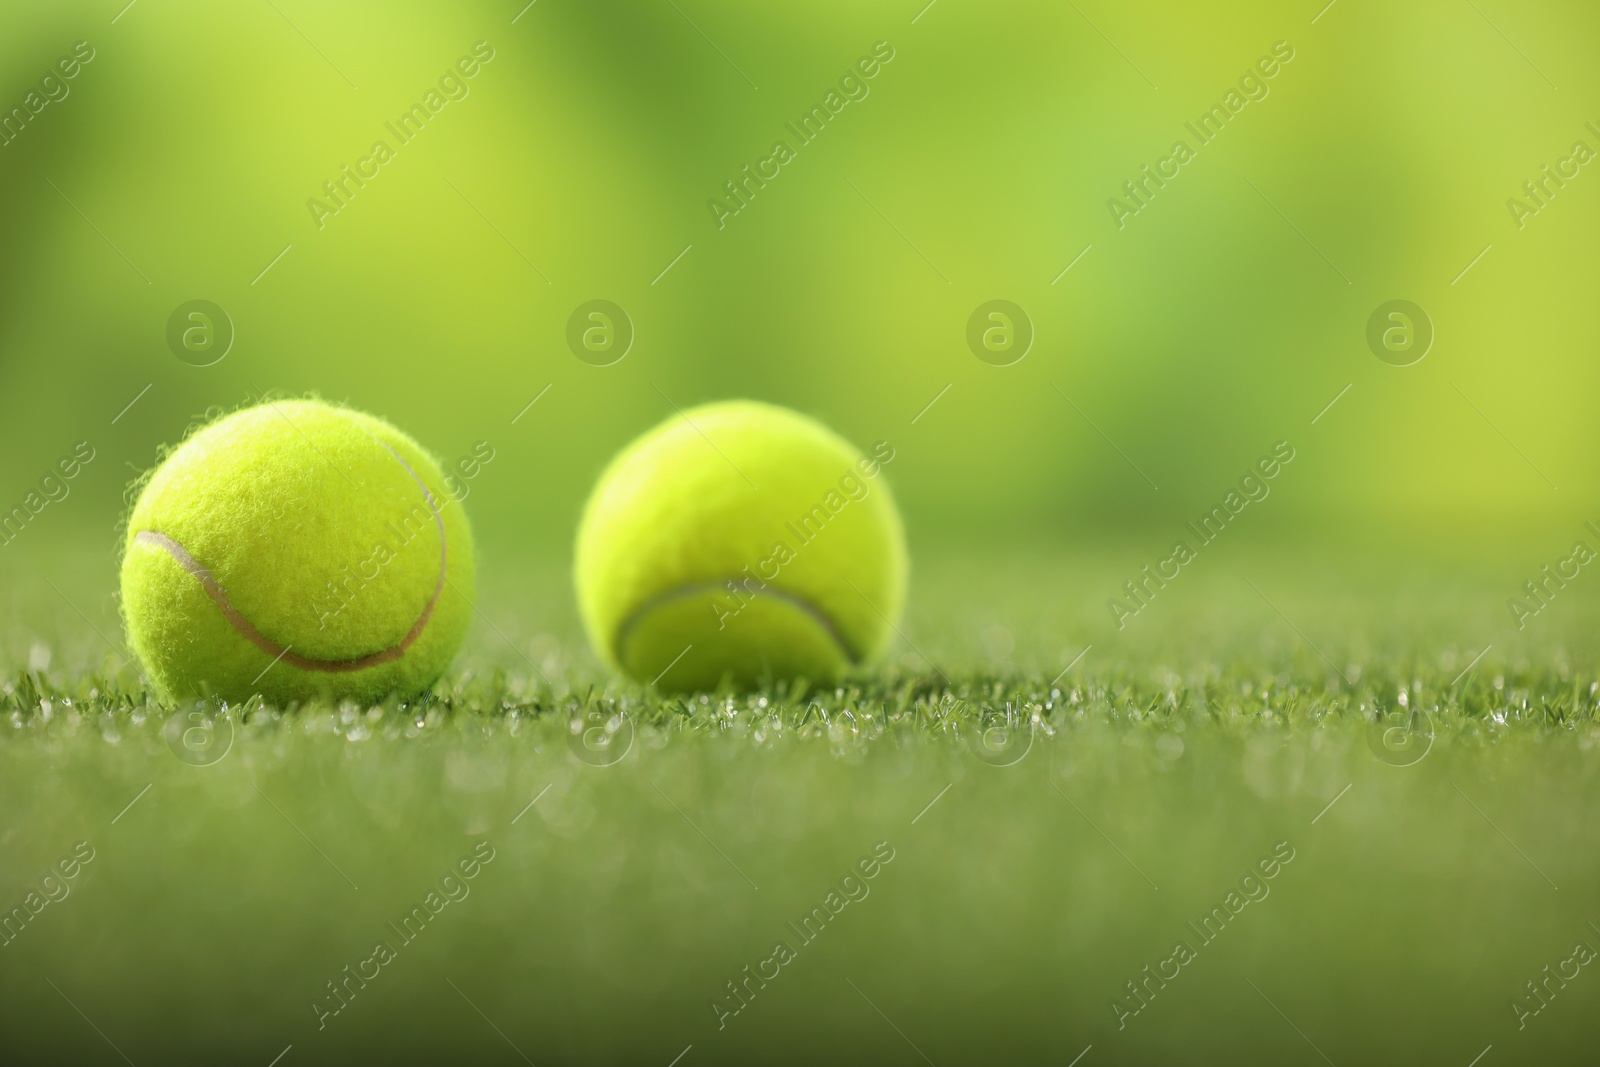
[120,399,475,705]
[575,400,907,692]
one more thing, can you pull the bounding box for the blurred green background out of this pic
[5,4,1600,1063]
[2,0,1596,585]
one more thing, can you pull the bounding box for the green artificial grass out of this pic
[3,538,1600,1064]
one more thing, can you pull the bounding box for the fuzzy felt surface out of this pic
[120,400,475,704]
[574,400,907,690]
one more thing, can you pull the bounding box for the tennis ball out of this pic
[120,399,475,705]
[575,400,907,692]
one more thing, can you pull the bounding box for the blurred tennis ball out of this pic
[120,399,474,705]
[575,399,907,692]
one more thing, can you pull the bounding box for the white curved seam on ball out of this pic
[374,437,450,651]
[612,582,862,667]
[133,437,449,674]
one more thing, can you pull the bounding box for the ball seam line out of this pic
[612,581,862,667]
[131,438,450,674]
